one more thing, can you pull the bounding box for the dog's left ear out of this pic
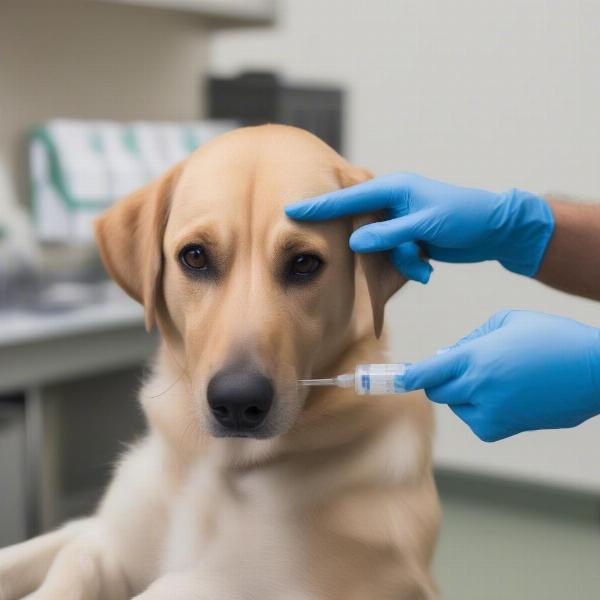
[94,162,184,332]
[335,164,407,338]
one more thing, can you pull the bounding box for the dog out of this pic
[0,125,440,599]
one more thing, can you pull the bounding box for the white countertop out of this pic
[0,283,152,393]
[0,284,144,348]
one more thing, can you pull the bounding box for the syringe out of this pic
[299,363,411,395]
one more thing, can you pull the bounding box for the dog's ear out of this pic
[94,162,183,332]
[335,164,407,339]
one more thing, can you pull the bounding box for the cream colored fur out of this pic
[0,126,440,600]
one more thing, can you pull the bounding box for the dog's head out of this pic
[95,125,405,440]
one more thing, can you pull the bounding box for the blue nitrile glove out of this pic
[285,173,554,283]
[404,310,600,442]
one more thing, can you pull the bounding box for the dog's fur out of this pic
[0,126,440,599]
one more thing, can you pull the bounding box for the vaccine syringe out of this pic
[299,363,411,395]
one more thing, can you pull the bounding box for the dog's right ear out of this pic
[94,162,183,332]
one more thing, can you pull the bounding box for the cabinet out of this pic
[0,401,26,545]
[0,292,155,542]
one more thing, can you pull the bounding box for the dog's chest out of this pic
[157,417,421,597]
[161,460,313,595]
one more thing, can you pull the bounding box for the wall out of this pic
[210,0,600,491]
[0,0,210,205]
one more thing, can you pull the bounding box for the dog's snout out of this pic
[207,369,274,434]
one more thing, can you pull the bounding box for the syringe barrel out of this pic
[354,363,411,395]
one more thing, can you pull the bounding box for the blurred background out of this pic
[0,1,599,597]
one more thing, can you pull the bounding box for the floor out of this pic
[433,471,600,599]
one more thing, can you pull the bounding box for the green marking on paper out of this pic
[183,127,199,153]
[123,127,139,156]
[90,129,104,154]
[30,126,112,212]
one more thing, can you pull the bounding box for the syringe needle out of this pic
[298,378,337,386]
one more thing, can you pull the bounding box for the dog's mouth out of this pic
[209,421,278,440]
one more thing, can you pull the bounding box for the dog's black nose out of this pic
[207,369,274,433]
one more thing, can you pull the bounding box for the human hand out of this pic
[404,310,600,441]
[285,173,554,283]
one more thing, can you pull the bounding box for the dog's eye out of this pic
[291,254,322,275]
[180,245,208,270]
[288,254,323,280]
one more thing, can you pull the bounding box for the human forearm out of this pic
[536,199,600,301]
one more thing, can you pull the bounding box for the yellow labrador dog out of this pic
[0,125,440,599]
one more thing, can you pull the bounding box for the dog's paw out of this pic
[0,519,128,600]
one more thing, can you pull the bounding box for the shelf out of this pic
[97,0,276,26]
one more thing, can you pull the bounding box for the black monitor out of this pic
[206,72,344,152]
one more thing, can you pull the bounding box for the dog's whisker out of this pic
[145,368,186,400]
[177,411,204,455]
[164,342,193,385]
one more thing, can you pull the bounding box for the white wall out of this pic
[210,0,600,491]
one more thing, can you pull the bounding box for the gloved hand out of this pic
[404,310,600,442]
[285,173,554,283]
